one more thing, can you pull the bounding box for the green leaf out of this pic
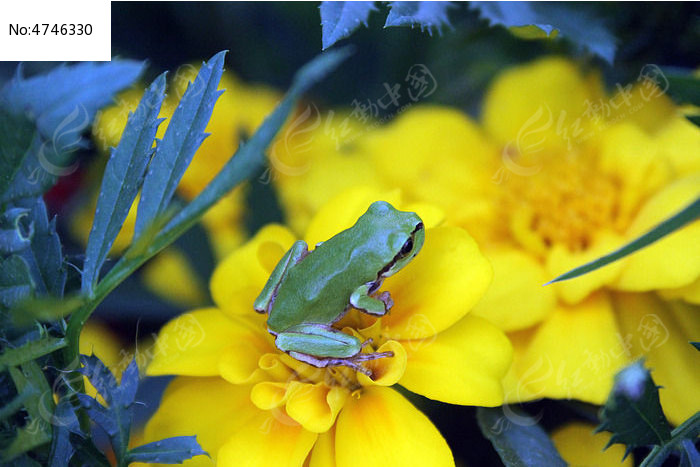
[134,52,226,239]
[691,342,700,352]
[0,61,144,146]
[666,74,700,107]
[77,355,139,464]
[127,436,208,464]
[68,433,111,467]
[0,255,33,310]
[48,398,81,467]
[160,48,353,243]
[640,412,700,467]
[0,335,66,372]
[476,406,567,467]
[320,1,376,50]
[81,74,167,294]
[547,196,700,284]
[14,198,66,297]
[2,361,54,462]
[0,107,36,199]
[597,361,672,458]
[385,1,453,34]
[470,1,617,63]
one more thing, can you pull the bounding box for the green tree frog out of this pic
[254,201,424,374]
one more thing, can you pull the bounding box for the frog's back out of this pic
[266,229,386,329]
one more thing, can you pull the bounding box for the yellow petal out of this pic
[217,321,276,385]
[659,275,700,304]
[381,226,493,340]
[335,386,454,467]
[308,429,335,467]
[483,57,596,152]
[472,248,556,331]
[615,175,700,291]
[357,340,407,387]
[506,293,631,404]
[146,308,238,377]
[550,422,633,467]
[143,377,256,466]
[655,116,700,177]
[210,224,297,317]
[250,381,290,410]
[546,230,627,305]
[611,292,700,425]
[217,410,317,467]
[285,382,349,433]
[141,247,208,307]
[400,315,512,406]
[303,186,402,247]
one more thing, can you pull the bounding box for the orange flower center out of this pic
[502,154,624,253]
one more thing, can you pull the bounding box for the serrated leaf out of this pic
[13,198,66,297]
[320,1,376,49]
[0,335,65,372]
[470,1,617,63]
[135,52,226,239]
[640,412,700,467]
[81,74,167,294]
[77,355,140,462]
[691,342,700,352]
[547,196,700,284]
[385,1,452,35]
[0,61,144,147]
[160,48,352,243]
[127,436,208,464]
[598,361,672,455]
[0,255,33,310]
[477,406,567,467]
[48,398,81,467]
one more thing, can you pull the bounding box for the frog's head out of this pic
[367,201,425,278]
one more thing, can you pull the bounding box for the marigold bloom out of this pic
[143,189,512,465]
[272,57,700,424]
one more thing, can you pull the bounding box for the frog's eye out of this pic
[400,238,413,256]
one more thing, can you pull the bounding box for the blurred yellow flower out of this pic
[272,57,700,424]
[550,422,633,467]
[143,188,512,465]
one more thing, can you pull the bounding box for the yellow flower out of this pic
[143,188,512,465]
[550,422,633,467]
[272,57,700,424]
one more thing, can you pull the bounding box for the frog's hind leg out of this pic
[254,240,308,314]
[288,350,394,376]
[350,283,393,316]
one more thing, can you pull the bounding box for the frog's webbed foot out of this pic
[350,283,393,317]
[288,350,394,376]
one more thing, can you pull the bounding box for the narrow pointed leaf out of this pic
[81,74,167,294]
[127,436,208,464]
[48,398,81,467]
[320,1,376,49]
[0,107,42,202]
[547,196,700,284]
[640,412,700,467]
[477,406,567,467]
[385,2,453,35]
[135,51,226,238]
[0,335,65,371]
[160,48,352,243]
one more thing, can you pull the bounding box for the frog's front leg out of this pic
[350,283,393,316]
[254,240,308,314]
[274,324,393,375]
